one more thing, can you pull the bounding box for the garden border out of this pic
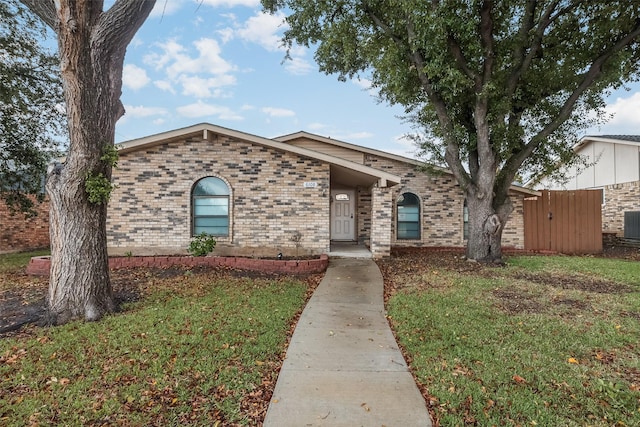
[26,254,329,277]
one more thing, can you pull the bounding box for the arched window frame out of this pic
[396,191,421,240]
[191,176,231,237]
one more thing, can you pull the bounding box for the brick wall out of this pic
[603,181,640,235]
[370,186,392,257]
[108,134,331,257]
[0,197,50,253]
[362,155,525,249]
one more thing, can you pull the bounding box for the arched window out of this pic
[397,192,420,240]
[463,199,469,240]
[192,177,230,236]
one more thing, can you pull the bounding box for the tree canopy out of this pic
[264,0,640,260]
[0,0,65,215]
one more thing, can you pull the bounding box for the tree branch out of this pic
[446,33,479,84]
[499,17,640,197]
[506,1,574,98]
[18,0,57,29]
[93,0,156,60]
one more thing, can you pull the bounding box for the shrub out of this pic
[188,232,216,256]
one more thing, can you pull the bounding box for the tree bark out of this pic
[20,0,155,324]
[465,188,513,263]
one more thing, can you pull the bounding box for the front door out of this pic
[331,190,355,240]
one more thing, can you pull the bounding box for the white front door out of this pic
[331,190,355,240]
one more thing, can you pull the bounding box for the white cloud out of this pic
[166,38,235,78]
[154,80,176,94]
[598,92,640,133]
[199,0,260,7]
[262,107,296,118]
[284,57,313,75]
[149,0,186,17]
[217,27,235,44]
[219,11,313,75]
[236,12,285,52]
[122,64,150,90]
[143,38,236,99]
[179,75,236,98]
[123,105,169,118]
[177,101,243,120]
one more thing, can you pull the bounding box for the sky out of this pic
[113,0,639,158]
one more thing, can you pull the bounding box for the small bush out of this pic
[188,232,216,256]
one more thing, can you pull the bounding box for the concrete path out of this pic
[263,258,432,427]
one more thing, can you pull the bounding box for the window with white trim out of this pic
[397,192,421,240]
[192,177,229,236]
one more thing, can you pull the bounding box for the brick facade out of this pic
[603,181,640,235]
[362,155,525,249]
[106,126,526,257]
[0,197,50,253]
[108,134,330,257]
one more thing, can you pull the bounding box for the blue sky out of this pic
[115,0,640,157]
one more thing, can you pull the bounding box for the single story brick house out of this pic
[108,122,536,258]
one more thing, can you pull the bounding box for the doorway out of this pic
[330,189,355,240]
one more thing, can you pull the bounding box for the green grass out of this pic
[0,249,49,275]
[0,258,310,426]
[387,255,640,426]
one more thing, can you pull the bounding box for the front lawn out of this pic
[379,252,640,426]
[0,254,319,426]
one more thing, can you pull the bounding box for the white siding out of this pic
[614,144,640,183]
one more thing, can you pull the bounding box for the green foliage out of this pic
[383,254,640,425]
[0,270,309,425]
[264,0,640,256]
[84,172,115,204]
[100,143,119,168]
[0,0,66,215]
[188,232,217,256]
[83,144,119,204]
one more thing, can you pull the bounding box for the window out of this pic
[463,199,469,240]
[192,177,230,236]
[397,192,420,239]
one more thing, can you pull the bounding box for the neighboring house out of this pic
[0,197,50,253]
[107,123,535,258]
[540,135,640,237]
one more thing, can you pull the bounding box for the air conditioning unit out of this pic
[624,211,640,240]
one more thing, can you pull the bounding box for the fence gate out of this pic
[524,190,602,254]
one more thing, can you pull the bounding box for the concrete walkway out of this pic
[263,258,432,427]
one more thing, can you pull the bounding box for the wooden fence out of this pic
[523,190,602,254]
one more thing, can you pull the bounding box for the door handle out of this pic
[350,214,353,219]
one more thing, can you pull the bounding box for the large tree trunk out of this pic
[465,190,513,263]
[20,0,156,324]
[47,163,113,323]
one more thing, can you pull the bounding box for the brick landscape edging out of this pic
[26,254,329,277]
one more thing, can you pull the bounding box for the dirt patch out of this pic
[599,244,640,261]
[512,271,633,294]
[492,288,546,314]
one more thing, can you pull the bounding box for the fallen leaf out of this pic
[567,357,579,364]
[361,402,370,412]
[255,360,264,366]
[513,374,527,384]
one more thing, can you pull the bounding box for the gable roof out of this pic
[275,131,539,196]
[115,123,402,188]
[577,135,640,149]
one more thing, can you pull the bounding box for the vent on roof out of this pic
[624,211,640,240]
